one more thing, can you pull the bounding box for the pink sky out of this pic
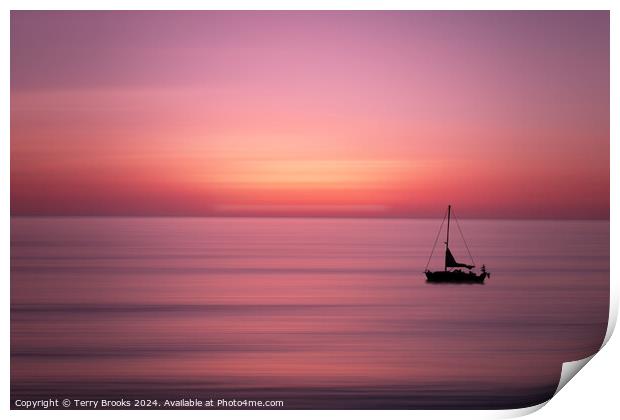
[11,11,609,218]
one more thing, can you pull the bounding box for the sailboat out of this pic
[424,205,490,284]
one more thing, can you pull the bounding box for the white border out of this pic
[3,1,617,419]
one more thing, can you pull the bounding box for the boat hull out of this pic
[425,270,487,284]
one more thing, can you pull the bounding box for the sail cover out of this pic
[445,247,474,269]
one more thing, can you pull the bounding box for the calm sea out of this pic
[11,217,609,409]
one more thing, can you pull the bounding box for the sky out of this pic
[10,11,609,219]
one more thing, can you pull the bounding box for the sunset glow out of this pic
[11,11,609,218]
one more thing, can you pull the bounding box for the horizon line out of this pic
[9,214,610,222]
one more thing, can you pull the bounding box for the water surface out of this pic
[11,217,609,409]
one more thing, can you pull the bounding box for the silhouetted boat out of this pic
[424,205,489,284]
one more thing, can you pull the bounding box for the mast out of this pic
[445,205,451,271]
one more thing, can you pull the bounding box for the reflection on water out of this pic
[11,217,608,409]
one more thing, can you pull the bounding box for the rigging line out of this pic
[452,209,476,266]
[425,207,448,271]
